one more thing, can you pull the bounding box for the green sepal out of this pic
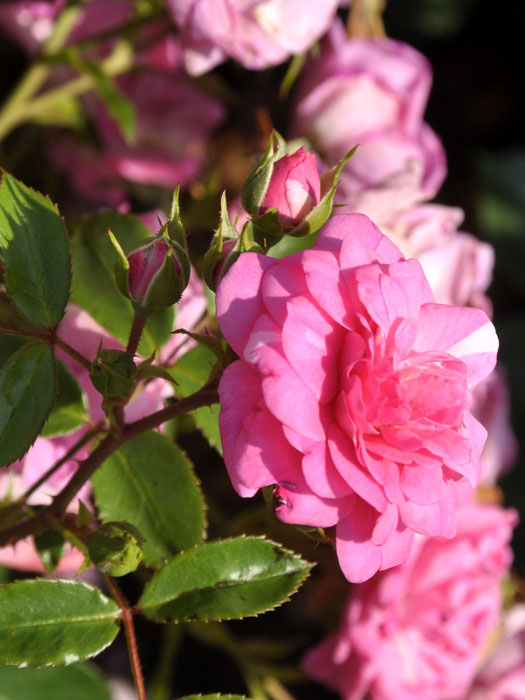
[89,348,137,399]
[88,521,145,577]
[241,131,287,216]
[136,362,178,385]
[107,229,130,300]
[166,185,187,250]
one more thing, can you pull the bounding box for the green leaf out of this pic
[92,431,205,568]
[170,345,221,453]
[138,537,312,623]
[0,334,28,369]
[178,696,247,700]
[41,360,87,438]
[0,662,111,700]
[0,579,120,668]
[0,342,56,467]
[70,213,173,355]
[0,171,71,329]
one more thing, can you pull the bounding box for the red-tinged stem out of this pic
[127,314,148,357]
[52,335,92,370]
[103,575,147,700]
[0,384,219,547]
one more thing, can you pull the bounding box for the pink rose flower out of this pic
[217,213,498,582]
[303,502,517,700]
[292,21,446,202]
[471,368,518,486]
[467,604,525,700]
[167,0,340,76]
[94,69,225,188]
[259,146,321,227]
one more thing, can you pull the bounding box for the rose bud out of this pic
[242,131,355,239]
[203,192,263,291]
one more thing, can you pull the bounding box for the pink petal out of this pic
[245,314,327,441]
[379,522,414,571]
[275,471,347,528]
[328,424,388,512]
[399,481,456,537]
[302,441,354,499]
[216,252,276,356]
[301,248,353,328]
[400,466,445,505]
[261,254,309,326]
[413,304,498,389]
[336,500,382,583]
[218,361,300,496]
[282,295,343,402]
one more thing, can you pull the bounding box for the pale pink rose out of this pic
[259,146,321,227]
[94,69,225,188]
[0,0,131,53]
[217,214,498,583]
[303,502,517,700]
[0,539,84,575]
[292,21,446,202]
[471,369,518,486]
[380,204,495,311]
[467,604,525,700]
[167,0,340,75]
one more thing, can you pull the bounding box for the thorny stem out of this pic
[103,574,147,700]
[0,384,220,547]
[126,314,148,357]
[0,325,92,371]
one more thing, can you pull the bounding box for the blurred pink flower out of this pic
[292,21,446,204]
[467,603,525,700]
[303,501,517,700]
[471,368,518,486]
[167,0,340,75]
[217,213,498,582]
[94,69,225,188]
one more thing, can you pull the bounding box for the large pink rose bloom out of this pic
[303,502,517,700]
[167,0,340,76]
[292,21,446,204]
[217,214,498,582]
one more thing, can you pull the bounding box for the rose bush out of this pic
[217,213,498,582]
[167,0,340,75]
[302,501,517,700]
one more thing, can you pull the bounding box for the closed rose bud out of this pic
[260,146,321,228]
[125,235,189,312]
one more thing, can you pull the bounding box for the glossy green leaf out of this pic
[0,342,56,467]
[0,579,120,667]
[0,662,111,700]
[138,537,312,623]
[0,171,71,328]
[92,431,205,567]
[41,360,87,438]
[170,345,221,453]
[70,213,174,355]
[0,334,28,368]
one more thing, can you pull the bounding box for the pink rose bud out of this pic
[260,146,321,228]
[126,236,188,311]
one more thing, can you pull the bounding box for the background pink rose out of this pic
[217,213,498,582]
[303,501,517,700]
[292,20,446,204]
[167,0,340,75]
